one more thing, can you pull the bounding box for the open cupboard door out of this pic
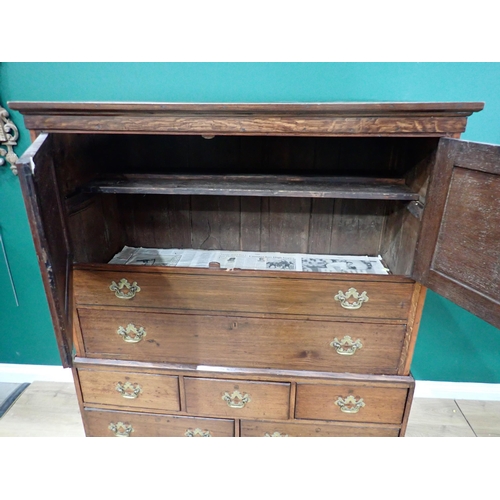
[16,134,74,366]
[413,138,500,330]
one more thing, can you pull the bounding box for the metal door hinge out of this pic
[407,200,424,220]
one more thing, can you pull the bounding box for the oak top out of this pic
[9,101,485,137]
[9,101,485,115]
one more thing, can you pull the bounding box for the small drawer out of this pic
[77,308,408,375]
[295,382,409,424]
[240,420,400,437]
[83,408,234,437]
[73,268,414,320]
[184,377,290,420]
[78,369,180,412]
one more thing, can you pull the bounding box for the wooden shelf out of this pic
[82,174,419,200]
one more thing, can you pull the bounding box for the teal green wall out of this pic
[1,63,499,381]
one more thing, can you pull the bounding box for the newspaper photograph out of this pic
[108,246,389,274]
[301,255,387,274]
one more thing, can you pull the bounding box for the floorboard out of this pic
[0,381,85,437]
[455,400,500,437]
[0,381,497,437]
[405,398,476,437]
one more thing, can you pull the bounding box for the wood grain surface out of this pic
[78,369,180,412]
[10,101,483,136]
[240,419,400,437]
[12,100,490,439]
[16,134,74,367]
[184,377,290,420]
[414,138,500,329]
[77,308,408,374]
[295,382,409,424]
[83,408,235,437]
[73,268,415,320]
[84,174,420,200]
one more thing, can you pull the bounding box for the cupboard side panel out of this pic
[67,194,125,264]
[380,202,420,276]
[379,140,436,275]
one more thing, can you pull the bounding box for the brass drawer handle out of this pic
[334,287,369,310]
[117,323,147,343]
[222,390,251,409]
[265,431,288,437]
[109,278,141,299]
[330,336,363,355]
[185,428,212,437]
[108,422,134,437]
[115,381,142,399]
[335,395,365,414]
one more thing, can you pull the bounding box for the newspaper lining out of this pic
[109,246,390,275]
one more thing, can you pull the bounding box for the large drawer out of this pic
[184,377,290,420]
[295,382,409,424]
[77,308,408,374]
[78,368,180,412]
[83,408,235,437]
[240,419,400,437]
[73,268,415,320]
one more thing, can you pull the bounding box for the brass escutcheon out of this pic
[185,428,212,437]
[222,390,251,409]
[330,336,363,355]
[335,395,366,414]
[117,323,146,343]
[109,278,141,299]
[115,381,142,399]
[108,422,134,437]
[334,287,369,310]
[265,431,289,437]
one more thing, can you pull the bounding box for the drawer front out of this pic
[83,408,235,437]
[78,369,180,412]
[74,269,414,320]
[184,377,290,420]
[78,308,407,374]
[240,420,400,437]
[295,383,409,424]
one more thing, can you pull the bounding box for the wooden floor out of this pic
[0,381,499,437]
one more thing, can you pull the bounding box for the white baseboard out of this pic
[414,380,500,401]
[0,364,73,383]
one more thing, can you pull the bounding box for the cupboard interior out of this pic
[52,133,440,276]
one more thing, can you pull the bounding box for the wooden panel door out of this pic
[16,133,74,366]
[413,138,500,329]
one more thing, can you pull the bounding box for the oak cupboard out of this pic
[11,101,500,437]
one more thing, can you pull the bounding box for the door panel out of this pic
[16,133,74,366]
[413,138,500,329]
